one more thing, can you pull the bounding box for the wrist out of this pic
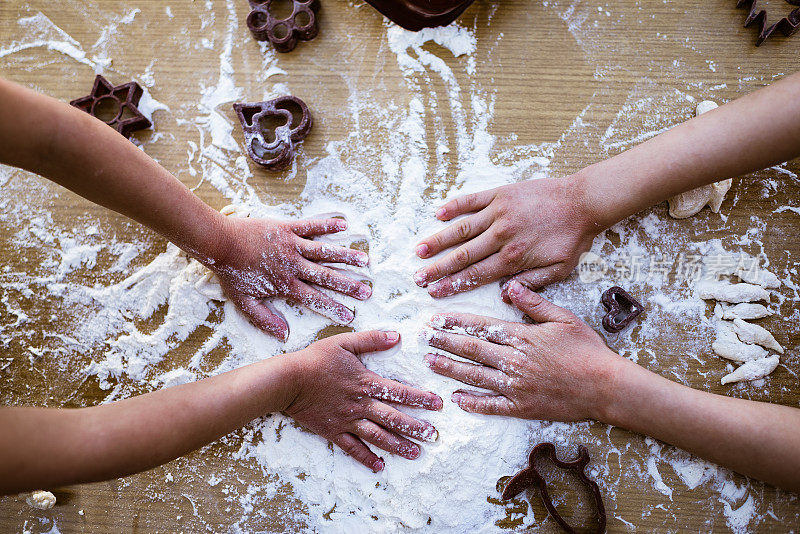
[585,349,637,424]
[572,164,625,232]
[196,212,236,270]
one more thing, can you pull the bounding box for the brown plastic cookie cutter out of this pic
[600,286,644,333]
[737,0,800,46]
[502,443,606,534]
[364,0,476,31]
[233,96,312,170]
[70,75,152,138]
[246,0,320,52]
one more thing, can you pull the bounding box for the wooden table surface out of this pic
[1,0,799,532]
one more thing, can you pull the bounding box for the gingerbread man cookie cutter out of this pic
[737,0,800,46]
[69,75,152,138]
[246,0,320,52]
[502,443,606,534]
[233,96,312,171]
[600,286,644,333]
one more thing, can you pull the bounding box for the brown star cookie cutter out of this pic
[364,0,476,31]
[70,75,152,138]
[246,0,320,53]
[600,286,644,333]
[737,0,800,46]
[233,96,312,171]
[502,443,606,534]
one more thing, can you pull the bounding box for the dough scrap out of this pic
[712,320,769,362]
[732,318,784,354]
[668,100,732,219]
[695,280,770,303]
[721,303,772,320]
[721,355,780,385]
[25,490,56,510]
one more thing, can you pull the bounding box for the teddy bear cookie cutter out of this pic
[246,0,320,52]
[600,286,644,333]
[502,442,606,534]
[233,96,312,171]
[70,75,152,138]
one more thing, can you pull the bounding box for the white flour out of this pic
[1,2,799,533]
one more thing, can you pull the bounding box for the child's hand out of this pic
[414,178,598,297]
[284,331,443,472]
[212,216,371,340]
[423,281,620,422]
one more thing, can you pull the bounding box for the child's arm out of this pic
[414,72,800,297]
[423,282,800,492]
[0,331,442,495]
[0,78,371,339]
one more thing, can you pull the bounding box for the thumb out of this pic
[505,280,575,324]
[501,265,565,303]
[236,297,290,341]
[336,330,401,355]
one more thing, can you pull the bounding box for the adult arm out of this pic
[0,78,371,339]
[423,281,800,492]
[414,72,800,297]
[0,331,442,495]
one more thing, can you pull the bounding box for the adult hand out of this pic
[212,216,371,340]
[423,281,621,421]
[414,178,599,298]
[284,331,443,472]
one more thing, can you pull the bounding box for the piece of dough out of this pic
[25,490,56,510]
[668,100,732,219]
[736,267,781,289]
[721,355,780,385]
[732,318,784,354]
[712,320,769,362]
[721,303,772,320]
[695,280,770,303]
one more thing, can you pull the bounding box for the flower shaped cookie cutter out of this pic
[233,96,313,171]
[69,75,152,138]
[246,0,320,52]
[502,443,606,534]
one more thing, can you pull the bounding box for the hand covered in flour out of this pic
[212,216,371,340]
[414,178,599,298]
[284,331,443,472]
[423,281,620,421]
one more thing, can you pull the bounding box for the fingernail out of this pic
[357,252,369,267]
[436,207,446,219]
[416,244,429,258]
[451,392,463,404]
[413,270,427,287]
[424,354,438,368]
[429,279,450,297]
[401,444,420,459]
[385,331,400,343]
[357,284,372,299]
[431,394,444,411]
[508,280,523,296]
[341,308,355,323]
[336,219,348,230]
[373,458,385,472]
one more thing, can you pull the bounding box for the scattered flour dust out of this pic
[1,3,798,533]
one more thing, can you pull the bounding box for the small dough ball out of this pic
[26,490,56,510]
[696,100,719,116]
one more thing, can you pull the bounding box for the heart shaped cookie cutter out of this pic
[502,443,606,534]
[600,286,644,333]
[233,96,312,171]
[246,0,320,52]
